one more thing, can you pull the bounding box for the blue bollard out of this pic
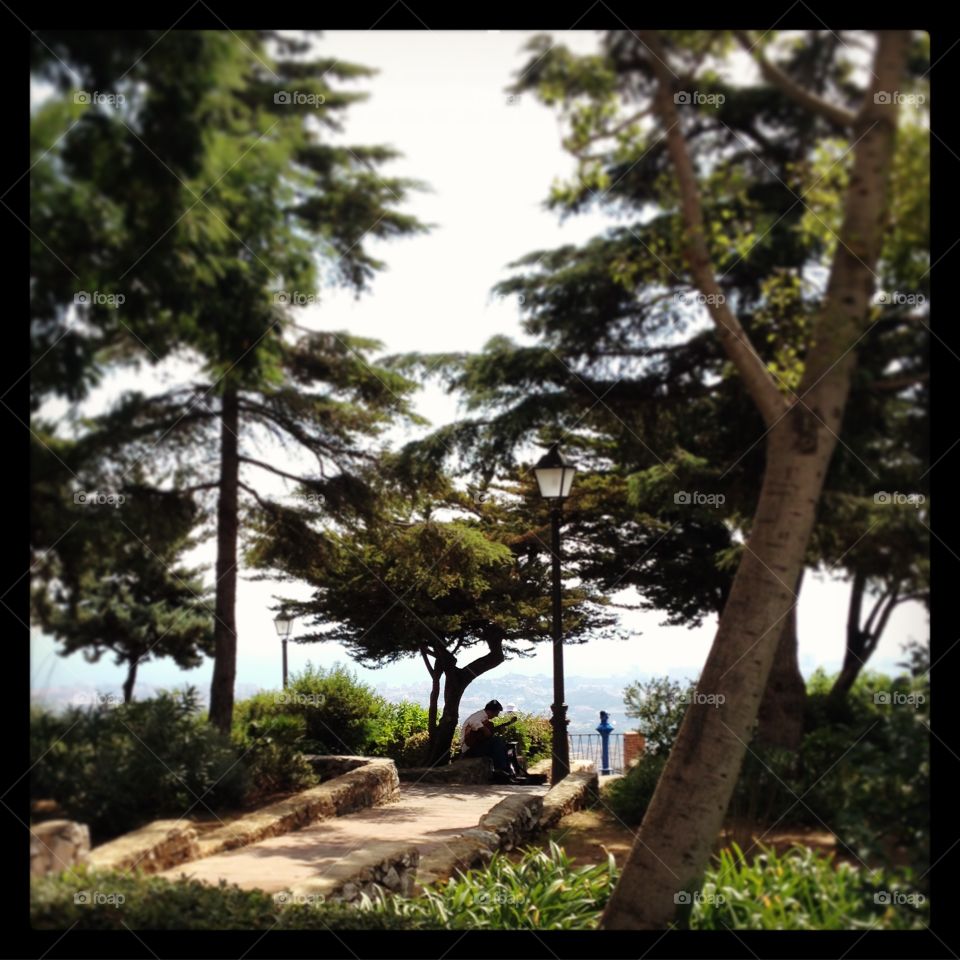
[597,710,615,775]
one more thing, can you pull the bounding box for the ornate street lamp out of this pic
[533,442,577,785]
[274,614,294,689]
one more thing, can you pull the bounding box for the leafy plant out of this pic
[31,688,247,844]
[691,843,928,930]
[622,676,692,755]
[360,840,618,929]
[234,713,316,803]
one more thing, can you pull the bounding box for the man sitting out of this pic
[460,699,519,783]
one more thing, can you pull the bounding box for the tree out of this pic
[247,475,619,764]
[394,28,921,925]
[30,31,429,733]
[31,424,213,701]
[588,28,916,929]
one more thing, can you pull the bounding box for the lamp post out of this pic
[533,441,576,785]
[274,614,294,689]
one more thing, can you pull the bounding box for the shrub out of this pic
[796,668,929,878]
[510,712,552,766]
[602,752,667,825]
[30,866,417,930]
[620,668,930,877]
[621,676,691,755]
[30,688,247,844]
[691,843,928,930]
[360,840,618,929]
[234,713,316,803]
[366,700,430,761]
[30,845,928,931]
[232,663,383,755]
[395,730,432,768]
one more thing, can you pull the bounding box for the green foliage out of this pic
[233,713,316,803]
[360,840,618,929]
[30,843,927,931]
[622,676,691,754]
[613,667,929,878]
[510,712,553,765]
[394,730,432,768]
[232,663,383,756]
[691,843,928,931]
[795,667,929,878]
[366,700,431,761]
[30,866,415,930]
[602,752,668,826]
[30,689,247,844]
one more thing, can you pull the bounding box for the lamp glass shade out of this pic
[534,444,576,499]
[273,615,293,637]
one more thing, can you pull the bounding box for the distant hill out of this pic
[31,674,652,734]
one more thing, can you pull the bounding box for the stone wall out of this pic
[302,755,369,781]
[397,757,492,784]
[537,763,599,830]
[284,843,420,905]
[87,757,399,875]
[87,820,199,875]
[414,760,597,891]
[31,820,91,877]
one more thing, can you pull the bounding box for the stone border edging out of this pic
[87,757,399,875]
[284,843,420,904]
[412,760,597,892]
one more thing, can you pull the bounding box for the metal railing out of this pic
[568,732,623,774]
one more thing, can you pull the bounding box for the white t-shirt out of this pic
[460,709,489,753]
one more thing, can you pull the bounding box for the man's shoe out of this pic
[491,768,514,784]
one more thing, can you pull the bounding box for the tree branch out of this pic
[238,455,318,487]
[639,30,788,428]
[734,31,857,129]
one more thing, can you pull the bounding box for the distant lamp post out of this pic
[534,441,577,785]
[274,614,294,689]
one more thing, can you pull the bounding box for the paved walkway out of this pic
[159,782,547,893]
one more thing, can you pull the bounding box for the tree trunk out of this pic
[208,383,240,734]
[428,671,440,735]
[122,658,139,704]
[829,572,900,703]
[601,30,909,929]
[426,637,506,766]
[419,644,440,739]
[755,570,806,750]
[429,669,467,767]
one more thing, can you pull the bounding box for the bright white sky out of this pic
[30,31,927,706]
